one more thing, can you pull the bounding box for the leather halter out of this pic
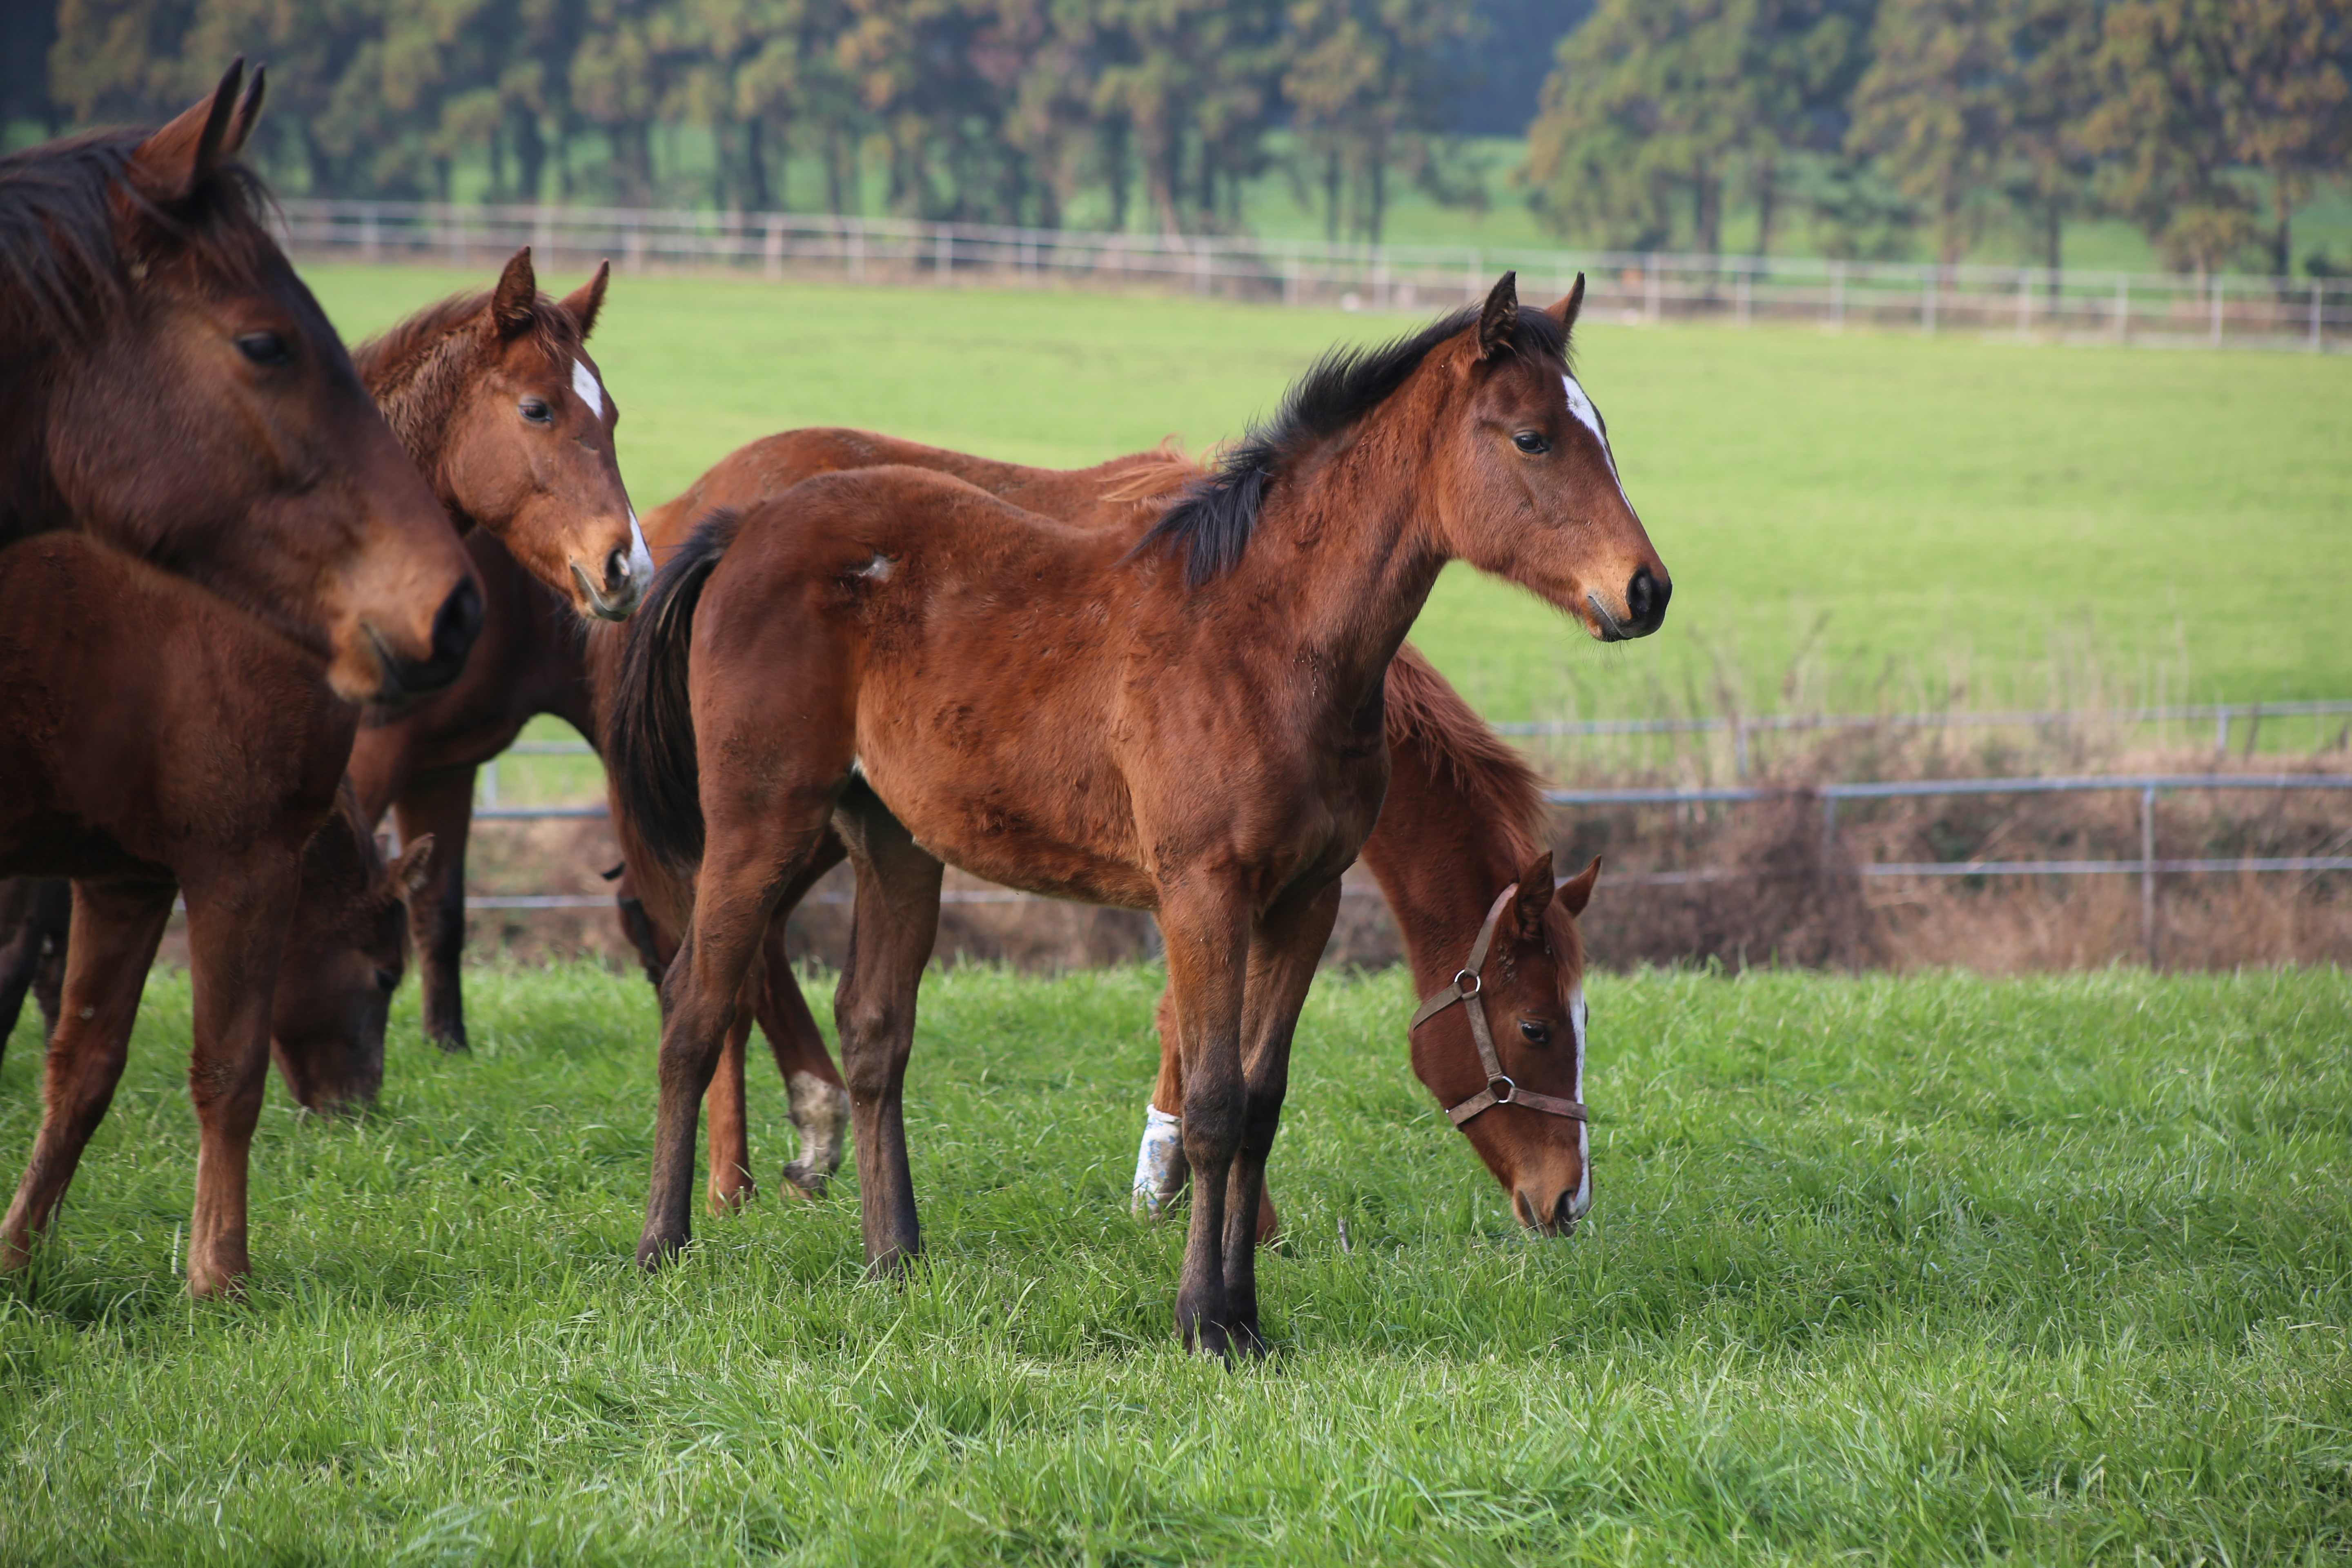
[1408,882,1590,1129]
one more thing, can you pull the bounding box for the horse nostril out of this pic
[606,546,633,592]
[1625,566,1669,634]
[430,577,484,669]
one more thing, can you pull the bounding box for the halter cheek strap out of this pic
[1408,882,1590,1129]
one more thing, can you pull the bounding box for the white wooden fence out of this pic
[278,199,2350,352]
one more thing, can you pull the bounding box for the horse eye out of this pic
[1512,430,1550,455]
[520,398,554,425]
[236,331,291,367]
[1519,1020,1551,1046]
[374,967,400,993]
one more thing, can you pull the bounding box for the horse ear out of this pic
[126,58,246,208]
[561,261,611,341]
[491,248,539,339]
[1513,851,1555,935]
[1543,272,1587,334]
[1477,271,1519,361]
[388,834,436,900]
[225,63,267,155]
[1557,855,1601,918]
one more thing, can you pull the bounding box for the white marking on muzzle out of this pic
[1561,374,1621,483]
[626,509,654,585]
[1566,984,1592,1221]
[572,358,605,420]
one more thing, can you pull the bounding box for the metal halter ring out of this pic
[1488,1075,1517,1104]
[1453,969,1482,998]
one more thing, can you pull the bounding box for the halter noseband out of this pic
[1408,882,1590,1129]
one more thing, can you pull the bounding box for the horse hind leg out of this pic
[830,784,942,1276]
[1134,986,1277,1242]
[704,1002,757,1216]
[757,907,847,1199]
[0,881,173,1280]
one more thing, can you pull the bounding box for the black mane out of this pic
[1134,302,1570,587]
[0,126,272,352]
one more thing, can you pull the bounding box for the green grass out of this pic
[3,962,2348,1563]
[309,264,2352,731]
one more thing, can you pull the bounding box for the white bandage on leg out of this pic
[1131,1102,1186,1219]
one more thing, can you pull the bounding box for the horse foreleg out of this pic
[830,787,942,1277]
[393,770,477,1053]
[180,853,303,1296]
[1220,880,1341,1354]
[0,881,172,1278]
[757,934,847,1200]
[1157,886,1253,1357]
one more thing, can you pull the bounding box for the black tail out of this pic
[605,510,742,872]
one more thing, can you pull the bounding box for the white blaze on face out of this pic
[1566,983,1592,1221]
[1561,374,1621,484]
[572,358,605,420]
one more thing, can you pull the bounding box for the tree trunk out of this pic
[2273,178,2294,277]
[2044,204,2062,295]
[1367,136,1387,246]
[512,110,547,204]
[1105,118,1131,232]
[1753,155,1777,256]
[1693,160,1720,255]
[744,117,774,211]
[1323,146,1342,243]
[823,126,849,215]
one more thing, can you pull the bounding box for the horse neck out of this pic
[362,320,480,520]
[1227,416,1451,701]
[1358,729,1535,999]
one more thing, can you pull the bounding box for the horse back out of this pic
[0,536,355,880]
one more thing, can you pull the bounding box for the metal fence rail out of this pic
[459,769,2352,966]
[279,198,2352,352]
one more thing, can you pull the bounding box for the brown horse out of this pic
[350,247,649,625]
[607,274,1668,1353]
[0,62,480,704]
[0,535,410,1295]
[0,802,430,1091]
[1134,646,1604,1238]
[340,251,642,1050]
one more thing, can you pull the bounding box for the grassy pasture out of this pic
[3,962,2348,1563]
[307,264,2352,726]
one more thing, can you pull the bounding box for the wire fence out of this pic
[280,199,2352,352]
[458,744,2352,967]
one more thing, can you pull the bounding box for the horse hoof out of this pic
[634,1232,685,1271]
[428,1028,470,1056]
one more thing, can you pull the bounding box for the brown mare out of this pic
[0,62,479,704]
[606,274,1668,1353]
[0,535,422,1294]
[339,248,643,1050]
[0,802,430,1093]
[1133,645,1604,1239]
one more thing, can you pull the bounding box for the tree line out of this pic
[8,0,2349,271]
[1530,0,2352,276]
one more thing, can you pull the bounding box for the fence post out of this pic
[2139,784,2158,968]
[445,206,465,269]
[1465,249,1481,304]
[1733,716,1751,778]
[2115,274,2128,343]
[2311,281,2323,352]
[2016,270,2032,336]
[1819,793,1838,858]
[362,205,381,263]
[1922,270,1936,335]
[2215,707,2230,752]
[1735,265,1751,327]
[2210,274,2223,347]
[481,760,500,811]
[624,216,644,274]
[1830,261,1845,329]
[1283,249,1299,308]
[1645,257,1661,324]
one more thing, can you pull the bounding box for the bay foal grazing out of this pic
[608,275,1668,1352]
[1134,646,1604,1238]
[0,805,430,1092]
[0,62,480,704]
